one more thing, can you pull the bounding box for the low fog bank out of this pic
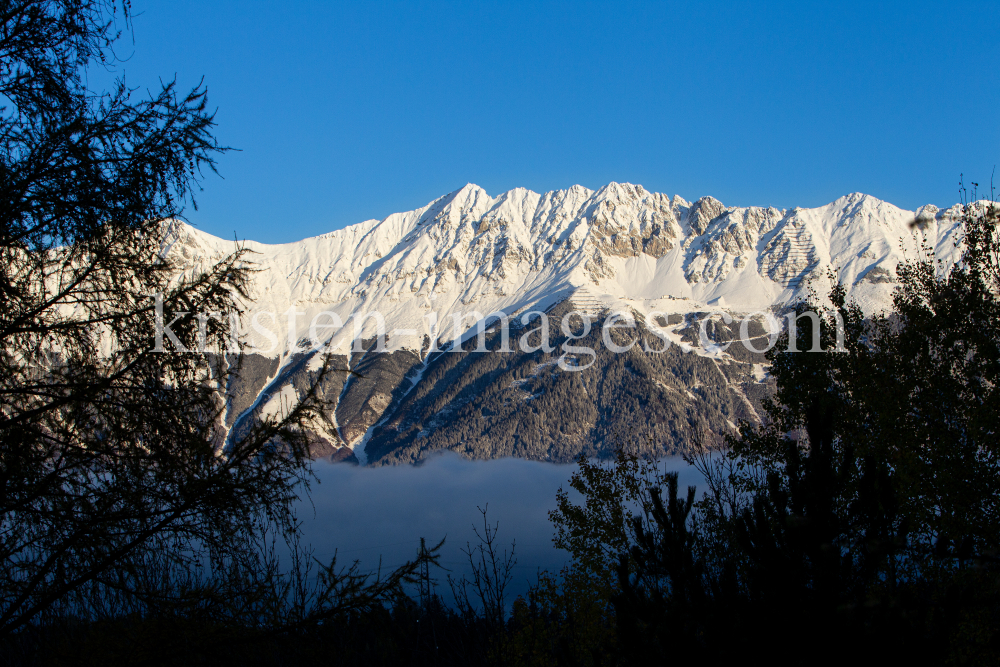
[294,453,703,601]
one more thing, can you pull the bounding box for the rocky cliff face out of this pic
[163,183,969,464]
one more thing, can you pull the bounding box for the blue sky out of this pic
[112,1,998,244]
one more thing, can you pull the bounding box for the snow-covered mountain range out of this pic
[164,183,968,465]
[166,182,962,354]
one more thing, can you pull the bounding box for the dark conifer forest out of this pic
[2,1,1000,665]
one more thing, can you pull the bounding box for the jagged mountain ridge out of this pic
[163,183,968,464]
[166,182,964,354]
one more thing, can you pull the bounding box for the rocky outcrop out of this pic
[686,196,727,235]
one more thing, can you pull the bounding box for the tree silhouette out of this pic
[611,200,1000,663]
[0,0,351,636]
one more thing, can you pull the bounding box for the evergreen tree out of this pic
[611,199,1000,663]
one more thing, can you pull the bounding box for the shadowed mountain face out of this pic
[336,346,423,447]
[363,303,772,466]
[166,183,973,464]
[224,300,775,465]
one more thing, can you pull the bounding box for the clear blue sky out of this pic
[111,0,998,244]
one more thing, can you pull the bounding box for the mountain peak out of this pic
[170,183,966,360]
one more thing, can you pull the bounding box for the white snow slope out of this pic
[163,182,968,357]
